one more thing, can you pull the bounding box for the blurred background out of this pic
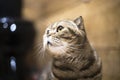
[22,0,120,80]
[11,0,120,80]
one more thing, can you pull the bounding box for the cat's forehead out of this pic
[48,20,77,30]
[58,20,74,25]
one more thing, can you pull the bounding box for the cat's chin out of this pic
[47,45,66,57]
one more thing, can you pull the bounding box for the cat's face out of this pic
[43,16,86,55]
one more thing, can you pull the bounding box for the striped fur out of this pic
[43,16,102,80]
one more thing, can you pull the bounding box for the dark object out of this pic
[0,17,36,80]
[0,0,37,80]
[0,0,22,18]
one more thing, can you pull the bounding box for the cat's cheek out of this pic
[43,35,47,48]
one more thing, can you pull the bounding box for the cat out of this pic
[43,16,102,80]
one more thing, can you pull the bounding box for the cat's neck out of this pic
[53,39,93,59]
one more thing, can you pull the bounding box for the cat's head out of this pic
[43,16,87,55]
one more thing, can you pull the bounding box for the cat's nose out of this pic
[47,34,51,37]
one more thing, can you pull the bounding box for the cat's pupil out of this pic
[57,26,64,32]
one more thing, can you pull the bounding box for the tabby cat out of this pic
[43,16,102,80]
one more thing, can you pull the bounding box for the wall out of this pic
[23,0,120,80]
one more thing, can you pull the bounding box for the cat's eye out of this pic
[57,25,64,32]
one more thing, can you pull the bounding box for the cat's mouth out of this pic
[47,41,52,46]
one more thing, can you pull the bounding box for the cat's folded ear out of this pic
[74,16,85,30]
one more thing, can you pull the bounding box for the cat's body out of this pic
[43,16,102,80]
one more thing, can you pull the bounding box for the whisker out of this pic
[34,43,43,49]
